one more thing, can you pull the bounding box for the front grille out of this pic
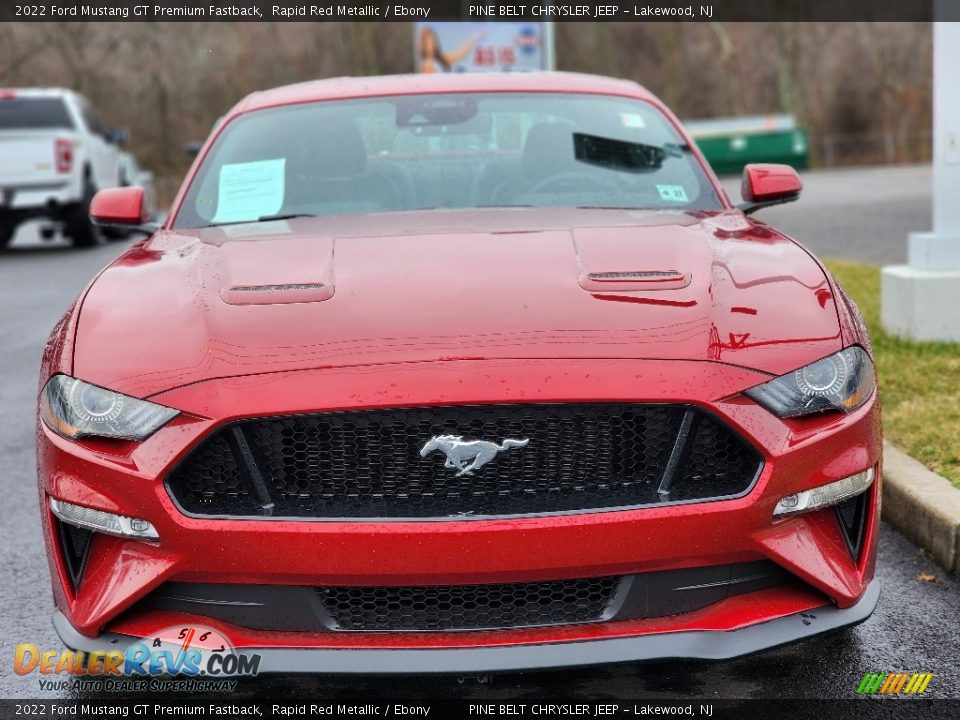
[166,404,762,519]
[320,577,620,632]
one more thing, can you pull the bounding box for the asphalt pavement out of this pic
[718,163,931,266]
[1,165,956,701]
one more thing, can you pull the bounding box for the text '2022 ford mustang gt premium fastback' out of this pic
[37,73,880,674]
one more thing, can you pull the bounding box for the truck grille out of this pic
[165,404,761,519]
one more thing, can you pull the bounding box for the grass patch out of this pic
[825,259,960,487]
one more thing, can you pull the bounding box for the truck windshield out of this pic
[174,92,723,229]
[0,97,74,130]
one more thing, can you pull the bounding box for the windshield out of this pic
[0,97,74,130]
[173,92,723,229]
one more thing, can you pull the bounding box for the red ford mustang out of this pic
[37,72,880,674]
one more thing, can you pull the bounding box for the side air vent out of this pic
[56,519,94,589]
[835,489,870,561]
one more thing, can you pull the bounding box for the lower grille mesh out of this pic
[319,577,621,632]
[140,562,791,634]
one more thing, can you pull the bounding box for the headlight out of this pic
[745,347,875,418]
[40,375,178,441]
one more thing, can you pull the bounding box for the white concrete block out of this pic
[909,232,960,270]
[881,264,960,341]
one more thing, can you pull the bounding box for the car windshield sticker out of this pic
[657,184,689,202]
[620,113,646,129]
[213,158,285,223]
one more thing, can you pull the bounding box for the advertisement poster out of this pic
[415,22,554,73]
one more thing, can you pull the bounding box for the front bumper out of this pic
[37,358,882,668]
[53,581,879,673]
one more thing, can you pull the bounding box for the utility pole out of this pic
[882,10,960,341]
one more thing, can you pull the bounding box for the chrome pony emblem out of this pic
[419,435,530,477]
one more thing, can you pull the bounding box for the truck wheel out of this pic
[64,180,99,248]
[0,222,15,247]
[102,226,131,241]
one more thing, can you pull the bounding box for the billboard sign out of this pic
[415,22,554,74]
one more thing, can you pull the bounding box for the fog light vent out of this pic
[836,490,870,560]
[56,520,93,589]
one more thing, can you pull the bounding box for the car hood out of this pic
[74,208,842,398]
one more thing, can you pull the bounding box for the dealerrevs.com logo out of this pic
[857,672,934,695]
[15,625,260,691]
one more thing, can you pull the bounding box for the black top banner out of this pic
[0,699,956,719]
[1,0,957,23]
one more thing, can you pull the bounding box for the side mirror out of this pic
[738,163,802,215]
[184,141,203,158]
[90,187,150,226]
[106,127,129,147]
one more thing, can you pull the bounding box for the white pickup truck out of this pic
[0,88,128,247]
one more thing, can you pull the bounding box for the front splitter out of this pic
[52,581,879,675]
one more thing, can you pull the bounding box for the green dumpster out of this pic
[684,115,809,176]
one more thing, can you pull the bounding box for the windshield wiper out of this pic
[256,212,317,222]
[193,212,317,230]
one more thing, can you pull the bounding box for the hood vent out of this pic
[220,282,333,306]
[579,270,691,292]
[231,283,326,292]
[587,271,684,282]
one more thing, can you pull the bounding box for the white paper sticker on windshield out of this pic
[657,184,689,202]
[213,158,285,223]
[620,113,646,128]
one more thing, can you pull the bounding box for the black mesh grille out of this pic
[319,577,621,632]
[166,404,762,519]
[170,431,251,512]
[669,413,763,501]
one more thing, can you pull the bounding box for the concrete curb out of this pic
[882,441,960,577]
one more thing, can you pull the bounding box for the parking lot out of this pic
[1,165,957,699]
